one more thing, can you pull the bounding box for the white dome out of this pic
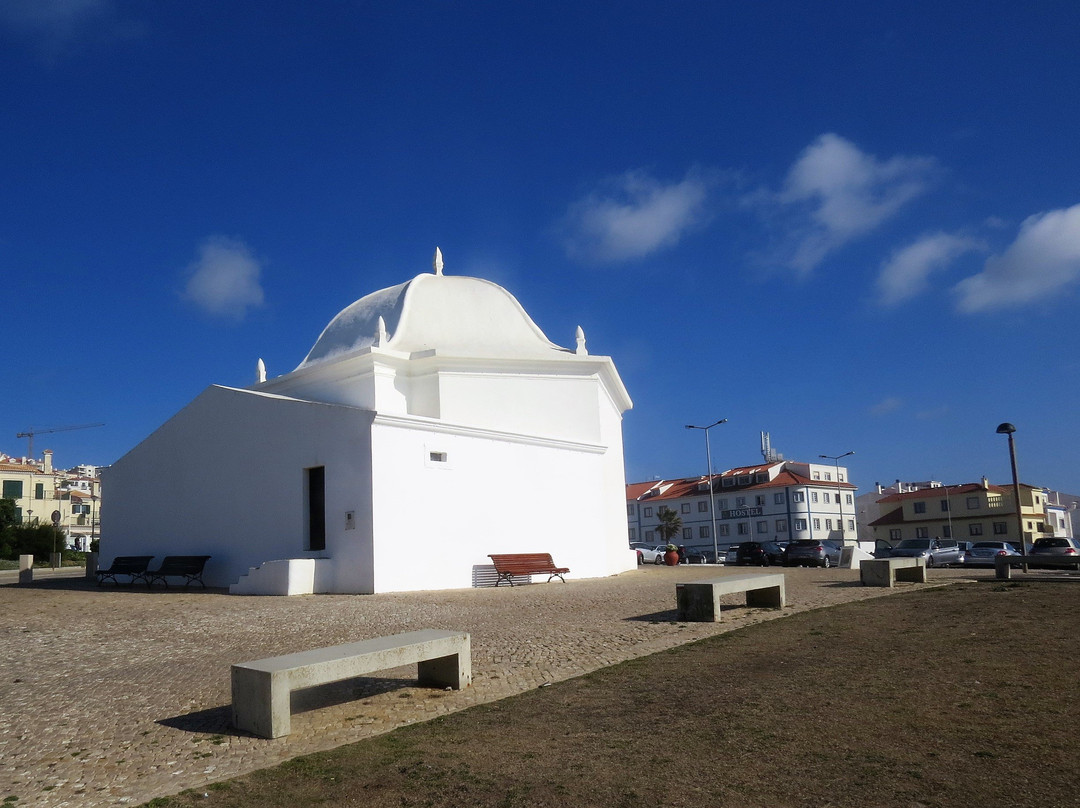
[298,272,569,368]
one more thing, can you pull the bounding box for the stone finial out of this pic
[376,316,388,347]
[433,246,444,276]
[256,358,266,384]
[575,325,588,355]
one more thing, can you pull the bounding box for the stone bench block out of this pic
[231,629,471,738]
[860,557,926,587]
[676,573,786,622]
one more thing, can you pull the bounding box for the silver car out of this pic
[1029,537,1080,556]
[784,539,843,568]
[890,538,962,567]
[963,540,1021,567]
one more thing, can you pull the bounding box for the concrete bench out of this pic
[231,629,471,738]
[860,557,927,587]
[675,573,786,622]
[995,554,1080,579]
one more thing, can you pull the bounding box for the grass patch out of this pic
[143,583,1079,808]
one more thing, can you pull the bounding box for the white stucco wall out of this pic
[102,386,376,590]
[362,412,632,593]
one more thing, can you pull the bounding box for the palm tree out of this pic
[656,507,682,546]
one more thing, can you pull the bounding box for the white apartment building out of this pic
[627,460,857,548]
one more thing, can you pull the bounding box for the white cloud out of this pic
[182,236,265,319]
[0,0,141,58]
[954,204,1080,312]
[560,169,710,263]
[877,232,983,306]
[766,134,937,273]
[870,396,903,416]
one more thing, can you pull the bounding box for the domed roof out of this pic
[298,270,569,369]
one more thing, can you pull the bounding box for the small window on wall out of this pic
[628,528,636,539]
[719,525,730,536]
[795,519,807,531]
[698,501,709,512]
[915,527,928,538]
[776,519,788,532]
[757,520,768,533]
[699,526,711,538]
[993,522,1007,535]
[681,503,691,513]
[644,507,653,517]
[683,527,692,539]
[970,523,984,536]
[889,529,902,540]
[306,466,326,552]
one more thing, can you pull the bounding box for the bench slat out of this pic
[487,553,569,586]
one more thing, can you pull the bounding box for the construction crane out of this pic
[16,423,105,460]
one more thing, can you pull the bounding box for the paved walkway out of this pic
[0,564,977,807]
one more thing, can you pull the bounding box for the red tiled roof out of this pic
[874,482,1009,504]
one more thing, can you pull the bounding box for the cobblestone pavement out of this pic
[0,564,977,807]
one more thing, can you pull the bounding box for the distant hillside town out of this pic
[0,450,104,550]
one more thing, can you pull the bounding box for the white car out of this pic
[630,542,670,564]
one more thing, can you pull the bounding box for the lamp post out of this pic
[819,451,855,543]
[686,419,727,564]
[996,423,1026,552]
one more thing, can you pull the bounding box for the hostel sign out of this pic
[721,507,763,519]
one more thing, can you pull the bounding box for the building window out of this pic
[717,499,728,510]
[757,520,768,533]
[756,495,765,506]
[34,483,44,500]
[811,492,819,504]
[429,451,447,463]
[823,493,831,504]
[793,491,805,503]
[698,501,708,512]
[969,523,984,536]
[838,473,845,482]
[736,496,746,507]
[776,519,788,532]
[794,519,807,531]
[847,519,855,532]
[913,502,926,514]
[737,523,749,535]
[699,526,710,539]
[824,472,832,481]
[2,480,23,500]
[826,519,833,530]
[966,497,979,510]
[305,466,326,552]
[682,527,692,540]
[774,492,785,505]
[915,527,928,538]
[737,476,749,485]
[681,503,691,513]
[987,495,1003,509]
[813,518,821,530]
[719,525,730,536]
[889,529,902,540]
[627,504,635,516]
[628,528,636,539]
[940,500,950,512]
[942,525,952,538]
[644,507,653,517]
[813,472,821,480]
[722,478,734,487]
[646,530,655,541]
[993,522,1008,535]
[845,494,853,505]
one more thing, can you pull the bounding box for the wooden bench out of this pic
[860,557,927,587]
[675,573,786,622]
[96,555,154,587]
[488,553,569,586]
[995,554,1080,579]
[145,555,212,588]
[231,629,471,738]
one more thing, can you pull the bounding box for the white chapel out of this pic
[102,250,636,594]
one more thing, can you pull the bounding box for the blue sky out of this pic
[2,1,1079,495]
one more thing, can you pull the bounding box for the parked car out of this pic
[762,541,788,564]
[872,539,894,558]
[680,546,710,564]
[784,539,843,568]
[889,538,962,567]
[963,540,1021,567]
[1029,537,1080,556]
[723,545,739,565]
[630,543,669,565]
[731,541,770,566]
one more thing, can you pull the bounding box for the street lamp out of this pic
[819,451,855,543]
[996,423,1026,553]
[686,419,727,563]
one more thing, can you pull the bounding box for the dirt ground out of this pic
[145,580,1080,808]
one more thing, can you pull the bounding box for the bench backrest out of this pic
[155,555,211,574]
[104,556,154,573]
[488,553,560,572]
